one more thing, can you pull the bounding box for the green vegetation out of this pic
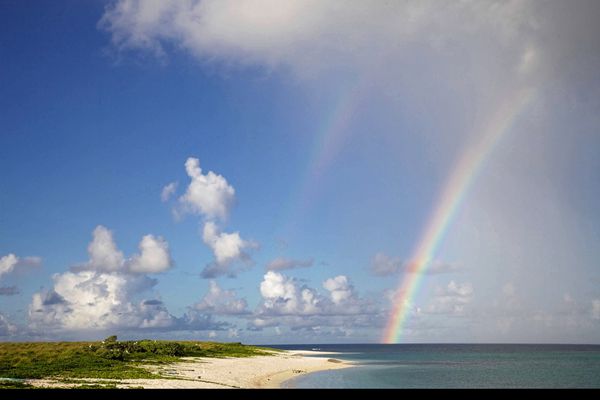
[0,336,274,386]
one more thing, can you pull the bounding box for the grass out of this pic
[0,336,274,386]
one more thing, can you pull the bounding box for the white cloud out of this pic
[266,257,313,271]
[178,157,235,221]
[99,0,539,80]
[252,271,377,332]
[161,181,178,202]
[259,271,303,314]
[193,280,248,315]
[592,300,600,320]
[29,270,167,331]
[128,234,172,274]
[201,221,255,278]
[28,226,177,334]
[85,226,125,272]
[0,253,42,280]
[163,157,256,278]
[81,225,172,274]
[323,275,353,305]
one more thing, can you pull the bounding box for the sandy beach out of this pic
[23,350,353,389]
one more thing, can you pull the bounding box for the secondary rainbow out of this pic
[382,87,535,344]
[281,74,371,236]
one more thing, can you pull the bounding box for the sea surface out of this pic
[269,344,600,388]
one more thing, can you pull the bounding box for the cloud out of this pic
[163,157,256,278]
[28,226,179,334]
[28,270,167,331]
[80,225,172,274]
[423,281,474,316]
[161,181,178,202]
[0,253,42,279]
[98,0,554,87]
[323,275,353,305]
[265,257,313,271]
[370,253,403,276]
[370,253,461,276]
[251,271,378,331]
[201,221,256,278]
[192,280,249,315]
[84,226,125,272]
[128,234,173,274]
[259,271,309,315]
[177,157,235,221]
[0,286,19,296]
[0,313,17,336]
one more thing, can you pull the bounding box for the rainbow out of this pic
[281,75,371,236]
[382,87,536,343]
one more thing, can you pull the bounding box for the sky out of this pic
[1,0,599,344]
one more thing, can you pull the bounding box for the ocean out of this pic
[269,344,600,388]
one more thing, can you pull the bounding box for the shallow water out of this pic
[270,344,600,388]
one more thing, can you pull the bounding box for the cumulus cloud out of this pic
[28,270,167,331]
[84,226,125,272]
[193,280,249,315]
[161,181,178,202]
[178,157,235,221]
[252,271,378,331]
[266,257,313,271]
[370,253,461,276]
[323,275,353,305]
[28,226,179,334]
[164,157,256,278]
[0,253,42,279]
[128,234,173,274]
[81,225,172,274]
[201,221,256,278]
[258,270,323,315]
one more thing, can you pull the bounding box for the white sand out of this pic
[24,350,353,389]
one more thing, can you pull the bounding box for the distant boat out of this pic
[311,348,320,351]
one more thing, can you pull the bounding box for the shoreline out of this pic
[22,350,354,389]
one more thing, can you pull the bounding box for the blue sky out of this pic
[1,1,600,344]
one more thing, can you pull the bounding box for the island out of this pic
[0,336,352,389]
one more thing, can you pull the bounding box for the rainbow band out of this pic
[281,75,372,237]
[382,88,535,344]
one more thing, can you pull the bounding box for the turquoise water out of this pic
[270,344,600,388]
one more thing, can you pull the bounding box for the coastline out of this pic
[22,350,353,389]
